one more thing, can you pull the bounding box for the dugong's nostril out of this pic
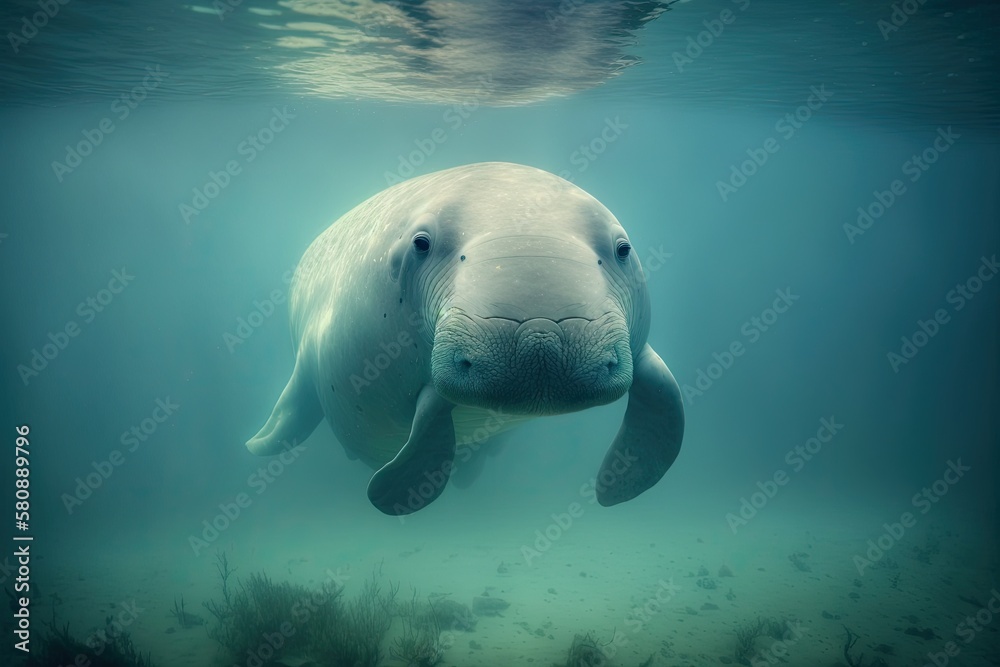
[602,350,619,375]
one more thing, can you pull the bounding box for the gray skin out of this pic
[246,162,684,515]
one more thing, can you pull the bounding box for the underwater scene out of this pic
[1,1,998,666]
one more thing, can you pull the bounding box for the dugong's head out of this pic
[388,163,649,416]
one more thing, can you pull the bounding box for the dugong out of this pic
[247,162,684,515]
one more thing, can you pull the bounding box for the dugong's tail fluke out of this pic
[246,357,323,456]
[596,344,685,507]
[367,385,456,515]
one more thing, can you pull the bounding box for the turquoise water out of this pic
[1,1,998,666]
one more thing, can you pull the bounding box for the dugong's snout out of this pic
[431,311,633,415]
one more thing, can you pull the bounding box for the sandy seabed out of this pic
[26,499,1000,667]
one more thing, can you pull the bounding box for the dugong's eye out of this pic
[615,240,632,262]
[412,232,431,254]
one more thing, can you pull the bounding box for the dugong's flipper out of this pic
[367,385,456,515]
[597,344,685,506]
[246,358,323,455]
